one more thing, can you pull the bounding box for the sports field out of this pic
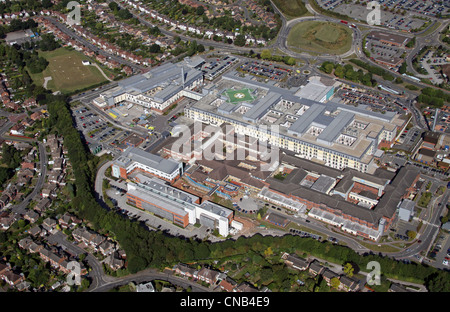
[287,21,353,55]
[28,47,108,94]
[224,88,255,104]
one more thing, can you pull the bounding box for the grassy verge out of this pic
[272,0,309,19]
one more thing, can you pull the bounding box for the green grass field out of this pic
[28,47,108,94]
[272,0,309,19]
[287,21,353,55]
[224,88,255,104]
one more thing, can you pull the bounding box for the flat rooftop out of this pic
[367,30,410,45]
[187,73,400,162]
[114,146,180,174]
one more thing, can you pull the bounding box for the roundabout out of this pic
[286,20,353,55]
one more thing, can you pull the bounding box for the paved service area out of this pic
[316,0,430,31]
[104,185,225,242]
[73,105,126,154]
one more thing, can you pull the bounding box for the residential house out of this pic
[308,260,324,276]
[234,282,258,292]
[0,263,8,275]
[281,253,309,271]
[28,225,42,237]
[0,194,10,209]
[39,247,70,274]
[0,215,15,230]
[21,161,35,170]
[28,241,44,254]
[41,183,57,198]
[322,269,339,286]
[30,111,43,121]
[218,277,237,292]
[174,263,197,278]
[53,158,64,171]
[10,124,24,136]
[23,210,40,223]
[98,240,115,256]
[42,217,57,231]
[196,267,220,285]
[22,97,36,108]
[1,270,24,287]
[339,276,360,292]
[389,283,410,292]
[136,281,155,292]
[72,227,106,250]
[58,213,77,229]
[18,237,33,250]
[35,198,51,212]
[104,251,124,271]
[48,171,65,185]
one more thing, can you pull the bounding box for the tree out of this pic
[197,44,205,53]
[398,62,407,75]
[234,34,246,47]
[109,2,119,12]
[330,277,340,289]
[264,246,273,257]
[148,26,161,37]
[0,167,13,187]
[149,43,161,53]
[321,62,334,74]
[407,230,417,239]
[426,270,450,292]
[261,49,272,60]
[285,57,296,66]
[334,65,345,78]
[117,8,132,20]
[196,6,205,16]
[260,267,273,284]
[343,262,354,277]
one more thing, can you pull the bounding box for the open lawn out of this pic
[287,21,353,55]
[28,47,108,94]
[272,0,309,19]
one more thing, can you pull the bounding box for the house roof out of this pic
[198,267,220,281]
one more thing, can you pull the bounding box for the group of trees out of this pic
[170,38,205,57]
[417,87,450,108]
[1,144,22,169]
[108,2,133,20]
[254,49,296,66]
[0,0,52,15]
[349,59,395,81]
[35,33,61,51]
[0,143,22,190]
[320,61,376,87]
[0,25,63,76]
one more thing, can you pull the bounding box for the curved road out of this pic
[91,268,210,292]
